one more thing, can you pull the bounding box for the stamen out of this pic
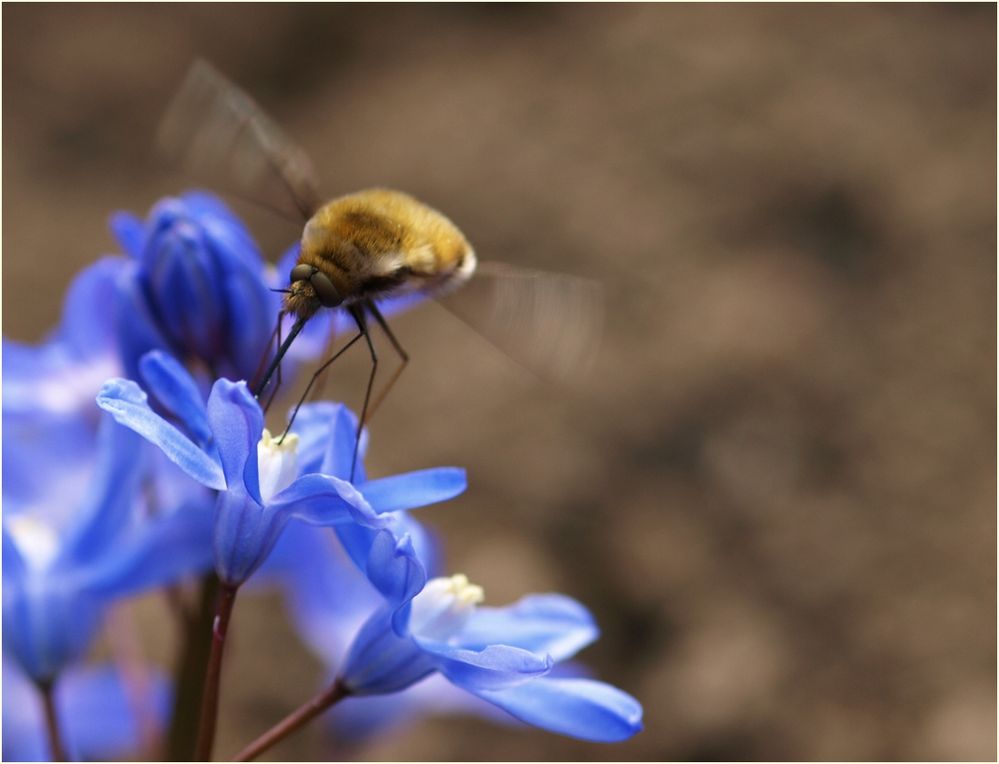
[257,428,300,503]
[6,515,60,571]
[409,574,485,642]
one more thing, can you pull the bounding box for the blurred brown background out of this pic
[3,4,996,761]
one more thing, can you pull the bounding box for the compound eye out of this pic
[290,264,315,284]
[310,271,342,307]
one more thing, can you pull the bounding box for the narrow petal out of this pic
[361,468,467,514]
[113,266,173,383]
[270,474,384,529]
[206,379,263,502]
[96,379,225,490]
[471,677,643,742]
[219,256,275,380]
[55,257,127,357]
[59,414,145,565]
[316,405,366,481]
[109,211,146,259]
[421,641,552,691]
[288,402,348,475]
[457,594,599,662]
[138,351,212,447]
[366,531,427,619]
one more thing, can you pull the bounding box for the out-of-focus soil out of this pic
[3,5,995,761]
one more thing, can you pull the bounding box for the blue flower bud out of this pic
[110,192,276,381]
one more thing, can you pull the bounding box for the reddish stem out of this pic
[194,582,239,761]
[231,680,349,762]
[39,679,67,762]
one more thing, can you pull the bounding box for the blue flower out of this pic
[337,531,643,743]
[3,257,127,508]
[2,657,171,762]
[96,351,467,587]
[2,415,213,684]
[263,521,512,746]
[110,191,279,381]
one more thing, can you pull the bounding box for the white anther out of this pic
[257,429,300,503]
[409,574,484,642]
[6,515,60,572]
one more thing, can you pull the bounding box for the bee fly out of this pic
[159,60,602,478]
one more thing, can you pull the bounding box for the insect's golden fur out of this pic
[286,188,475,320]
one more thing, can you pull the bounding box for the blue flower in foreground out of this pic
[110,191,278,381]
[2,657,170,762]
[338,531,643,743]
[96,351,466,587]
[2,417,212,684]
[264,522,512,746]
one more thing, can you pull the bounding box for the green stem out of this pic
[231,680,349,762]
[195,583,239,761]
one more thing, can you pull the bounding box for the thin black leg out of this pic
[278,330,364,443]
[349,305,378,482]
[365,300,410,419]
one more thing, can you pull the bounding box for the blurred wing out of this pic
[436,261,604,382]
[157,59,321,221]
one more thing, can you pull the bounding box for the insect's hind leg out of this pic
[278,329,365,443]
[365,300,410,419]
[304,313,344,405]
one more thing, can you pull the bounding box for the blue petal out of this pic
[113,268,174,382]
[59,414,145,565]
[206,379,263,502]
[86,501,214,597]
[365,531,426,616]
[212,490,284,587]
[59,663,172,759]
[334,522,380,572]
[3,578,104,684]
[220,257,275,380]
[457,594,599,662]
[138,351,212,448]
[361,468,467,513]
[96,378,225,490]
[270,474,384,529]
[2,527,26,582]
[340,608,437,695]
[146,227,225,361]
[287,402,349,475]
[264,522,377,666]
[313,405,366,481]
[324,672,510,742]
[109,211,146,259]
[471,677,643,742]
[55,257,127,357]
[421,641,552,691]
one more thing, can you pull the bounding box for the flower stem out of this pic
[168,573,219,760]
[38,679,67,762]
[231,680,349,762]
[194,582,239,761]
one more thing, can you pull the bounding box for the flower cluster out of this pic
[2,191,641,760]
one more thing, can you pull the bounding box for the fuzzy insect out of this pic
[159,60,602,476]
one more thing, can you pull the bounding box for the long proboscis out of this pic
[254,316,308,399]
